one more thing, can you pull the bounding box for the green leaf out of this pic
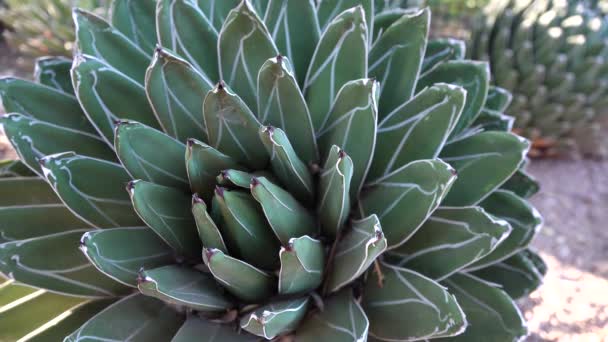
[485,86,512,113]
[213,187,280,270]
[1,113,115,176]
[387,207,511,280]
[359,159,457,249]
[145,48,213,142]
[523,248,547,276]
[192,194,228,253]
[471,108,514,132]
[501,169,540,199]
[203,248,275,303]
[264,0,320,86]
[139,264,232,311]
[111,0,157,53]
[129,180,201,259]
[156,0,220,80]
[257,56,318,163]
[0,177,58,207]
[196,0,241,30]
[251,177,317,245]
[34,57,74,94]
[74,9,151,83]
[468,190,542,269]
[370,9,429,118]
[173,315,258,341]
[64,294,185,342]
[317,79,378,200]
[372,8,415,42]
[0,160,36,178]
[217,169,273,189]
[296,289,369,342]
[278,236,324,295]
[326,215,387,293]
[41,153,143,228]
[363,263,466,340]
[304,7,368,132]
[441,132,529,206]
[368,84,466,181]
[218,0,278,109]
[72,55,160,144]
[0,229,129,297]
[203,82,268,169]
[417,60,490,138]
[317,0,373,41]
[441,273,526,341]
[115,121,189,190]
[0,280,37,308]
[318,146,353,239]
[80,227,175,287]
[422,38,466,75]
[241,297,309,339]
[259,126,314,205]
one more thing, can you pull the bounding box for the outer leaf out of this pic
[0,280,37,308]
[192,194,228,253]
[296,289,369,342]
[0,160,36,178]
[422,38,466,75]
[278,236,324,295]
[218,0,278,109]
[363,263,466,341]
[0,177,59,207]
[115,121,189,190]
[195,0,241,30]
[387,207,511,280]
[359,159,457,249]
[80,227,175,287]
[203,248,275,303]
[139,265,232,311]
[441,132,529,206]
[317,0,373,40]
[318,146,353,239]
[472,108,514,132]
[111,0,157,53]
[64,294,185,341]
[304,7,368,132]
[34,57,74,94]
[523,248,547,276]
[501,169,540,199]
[484,86,513,112]
[326,215,387,293]
[129,180,201,259]
[241,297,309,339]
[145,48,213,142]
[172,316,258,341]
[40,153,143,228]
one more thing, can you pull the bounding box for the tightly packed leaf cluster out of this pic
[470,0,608,157]
[0,0,546,341]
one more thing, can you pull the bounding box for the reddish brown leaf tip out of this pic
[251,177,260,187]
[215,186,225,198]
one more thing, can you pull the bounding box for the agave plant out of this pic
[0,1,545,341]
[470,0,608,157]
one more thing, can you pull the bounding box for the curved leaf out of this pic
[241,297,309,339]
[278,236,324,295]
[0,160,36,178]
[501,169,540,199]
[111,0,157,53]
[0,177,59,207]
[318,146,353,239]
[195,0,241,30]
[34,57,74,94]
[192,194,228,253]
[317,0,373,39]
[422,38,466,76]
[485,86,512,113]
[172,315,258,341]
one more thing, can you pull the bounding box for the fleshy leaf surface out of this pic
[278,236,324,295]
[240,297,309,339]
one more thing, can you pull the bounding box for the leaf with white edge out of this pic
[203,248,275,303]
[0,160,35,178]
[304,7,368,132]
[0,177,58,207]
[317,79,378,200]
[129,180,201,259]
[74,9,150,83]
[156,0,220,80]
[318,146,353,239]
[372,7,416,42]
[386,207,511,280]
[417,60,490,138]
[139,265,232,312]
[485,86,513,113]
[468,189,542,270]
[359,159,457,249]
[0,230,129,297]
[441,132,529,207]
[203,82,268,169]
[501,169,540,199]
[72,55,160,144]
[250,0,269,16]
[34,57,74,94]
[111,0,157,53]
[317,0,373,41]
[422,38,466,76]
[523,248,547,276]
[195,0,241,30]
[264,0,320,86]
[0,280,37,308]
[257,56,318,163]
[440,273,526,341]
[192,194,228,253]
[115,121,189,190]
[213,187,280,270]
[218,0,278,109]
[241,297,309,339]
[472,108,515,132]
[80,227,175,287]
[64,294,185,342]
[259,126,314,205]
[296,289,369,342]
[326,215,387,293]
[217,169,272,189]
[368,84,465,181]
[40,152,143,228]
[172,315,259,341]
[145,48,213,142]
[278,236,324,295]
[369,9,429,118]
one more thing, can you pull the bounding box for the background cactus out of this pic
[470,0,608,158]
[0,1,545,341]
